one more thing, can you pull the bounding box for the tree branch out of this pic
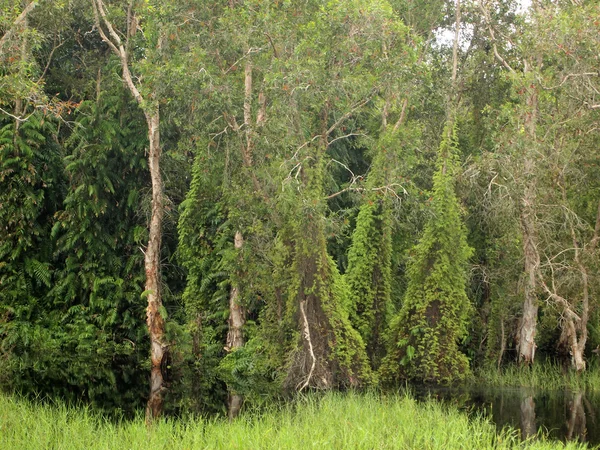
[478,1,516,74]
[91,0,146,113]
[0,1,38,54]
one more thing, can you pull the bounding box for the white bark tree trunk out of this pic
[91,0,167,423]
[518,63,540,365]
[144,111,166,422]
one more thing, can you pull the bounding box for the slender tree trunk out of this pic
[567,189,591,372]
[518,190,538,364]
[518,62,539,365]
[91,0,167,422]
[497,319,506,370]
[13,14,28,135]
[227,230,245,419]
[452,0,461,87]
[568,319,586,372]
[144,111,166,423]
[224,57,259,418]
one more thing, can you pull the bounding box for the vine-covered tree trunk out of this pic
[285,213,370,390]
[380,123,473,384]
[279,134,371,390]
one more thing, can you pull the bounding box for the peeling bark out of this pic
[297,298,316,391]
[92,0,167,423]
[144,111,166,423]
[518,191,539,365]
[518,66,540,365]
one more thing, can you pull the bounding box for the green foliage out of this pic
[345,133,402,369]
[268,184,373,390]
[3,0,600,421]
[1,391,586,449]
[381,123,473,384]
[476,360,600,392]
[177,141,233,412]
[1,70,151,414]
[0,112,64,387]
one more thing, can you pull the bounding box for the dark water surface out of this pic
[412,385,600,447]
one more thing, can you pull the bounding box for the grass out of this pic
[0,391,589,449]
[476,361,600,392]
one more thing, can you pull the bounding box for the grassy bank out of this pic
[0,391,587,449]
[476,361,600,392]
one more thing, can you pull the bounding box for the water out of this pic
[412,385,600,446]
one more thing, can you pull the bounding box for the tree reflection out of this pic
[520,395,536,440]
[566,392,586,443]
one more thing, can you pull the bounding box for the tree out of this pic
[478,0,600,369]
[381,123,473,383]
[91,0,167,421]
[478,0,541,365]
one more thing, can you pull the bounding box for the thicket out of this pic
[1,0,599,420]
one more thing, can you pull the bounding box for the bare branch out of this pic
[0,106,35,122]
[36,37,66,84]
[538,271,581,323]
[91,0,146,110]
[478,1,516,74]
[538,72,599,90]
[392,98,408,133]
[264,32,278,58]
[325,91,376,137]
[327,133,366,148]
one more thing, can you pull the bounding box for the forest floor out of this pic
[0,391,587,449]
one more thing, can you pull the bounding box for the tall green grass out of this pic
[0,391,587,449]
[476,361,600,392]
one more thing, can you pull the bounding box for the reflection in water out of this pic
[567,392,586,443]
[520,395,536,440]
[412,385,598,446]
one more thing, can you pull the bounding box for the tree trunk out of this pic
[518,65,539,365]
[570,327,586,373]
[144,111,167,424]
[518,195,538,365]
[227,230,245,419]
[91,0,168,421]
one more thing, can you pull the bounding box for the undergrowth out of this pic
[0,391,588,449]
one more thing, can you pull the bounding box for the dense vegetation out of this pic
[0,391,588,449]
[1,0,599,426]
